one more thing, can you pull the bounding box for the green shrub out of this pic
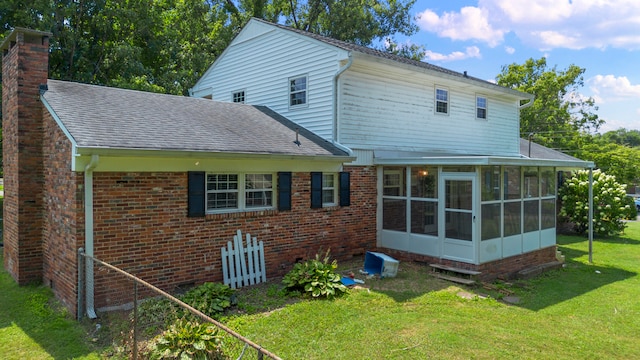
[147,320,226,359]
[622,196,638,220]
[559,169,628,236]
[282,250,347,300]
[180,283,235,318]
[133,297,179,336]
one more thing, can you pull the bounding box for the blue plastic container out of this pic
[364,251,399,278]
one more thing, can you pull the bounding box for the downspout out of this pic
[84,154,99,318]
[332,53,353,154]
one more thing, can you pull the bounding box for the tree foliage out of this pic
[1,0,419,96]
[599,128,640,148]
[577,140,640,189]
[496,57,604,152]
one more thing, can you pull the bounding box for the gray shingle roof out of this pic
[519,138,582,161]
[252,18,530,98]
[41,80,349,157]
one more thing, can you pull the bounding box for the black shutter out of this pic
[310,172,322,208]
[188,171,206,217]
[339,171,351,207]
[278,172,292,211]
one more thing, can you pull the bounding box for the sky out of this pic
[401,0,640,134]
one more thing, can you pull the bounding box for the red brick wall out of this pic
[42,111,83,314]
[381,245,558,281]
[2,31,49,284]
[90,165,377,310]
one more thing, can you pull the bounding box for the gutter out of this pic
[84,154,99,319]
[332,53,354,155]
[519,98,534,109]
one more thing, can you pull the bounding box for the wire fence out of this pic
[78,248,281,360]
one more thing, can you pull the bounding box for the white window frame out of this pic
[476,95,487,119]
[206,173,274,213]
[322,173,337,206]
[289,75,308,108]
[232,90,245,103]
[435,87,449,115]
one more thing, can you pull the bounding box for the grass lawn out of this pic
[0,251,101,359]
[223,222,640,359]
[1,222,639,359]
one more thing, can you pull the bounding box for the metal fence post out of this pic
[77,248,85,321]
[133,281,138,360]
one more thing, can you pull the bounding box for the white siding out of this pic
[338,63,522,157]
[193,22,349,139]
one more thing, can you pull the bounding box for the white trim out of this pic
[41,95,80,170]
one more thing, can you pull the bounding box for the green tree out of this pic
[496,57,604,152]
[600,128,640,148]
[559,169,629,236]
[282,0,418,46]
[577,139,640,191]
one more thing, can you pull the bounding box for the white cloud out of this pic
[504,46,515,54]
[423,46,482,62]
[416,0,640,50]
[417,7,505,47]
[588,75,640,103]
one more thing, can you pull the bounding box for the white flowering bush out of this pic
[558,169,628,236]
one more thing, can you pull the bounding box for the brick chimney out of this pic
[1,28,51,284]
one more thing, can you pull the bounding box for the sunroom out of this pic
[375,141,593,267]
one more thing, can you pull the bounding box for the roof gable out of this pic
[42,80,348,158]
[236,18,532,100]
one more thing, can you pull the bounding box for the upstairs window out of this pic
[232,90,245,103]
[435,87,448,114]
[289,75,307,107]
[476,96,487,119]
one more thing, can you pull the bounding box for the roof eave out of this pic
[374,155,593,169]
[74,146,355,162]
[350,52,533,100]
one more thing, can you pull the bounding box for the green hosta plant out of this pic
[180,283,235,318]
[148,320,226,360]
[559,169,628,236]
[282,250,348,299]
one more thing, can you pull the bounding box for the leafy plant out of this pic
[180,283,235,318]
[559,169,629,236]
[133,297,179,336]
[282,250,348,299]
[621,195,638,220]
[147,320,226,360]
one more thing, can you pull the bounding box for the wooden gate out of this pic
[221,230,266,289]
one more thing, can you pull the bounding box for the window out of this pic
[435,87,448,114]
[289,75,307,107]
[476,96,487,119]
[232,90,245,103]
[310,172,351,208]
[383,168,405,196]
[322,173,337,205]
[206,173,272,212]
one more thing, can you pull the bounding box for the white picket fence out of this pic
[221,230,266,289]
